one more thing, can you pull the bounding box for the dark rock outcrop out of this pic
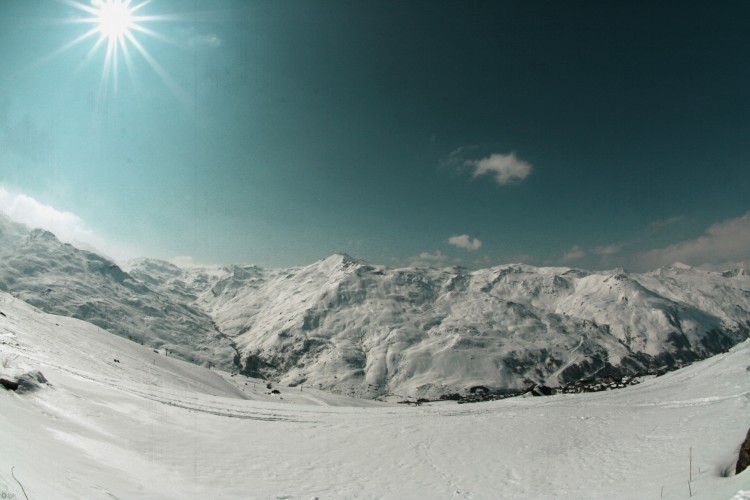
[527,384,554,397]
[737,428,750,474]
[0,371,47,393]
[0,378,19,391]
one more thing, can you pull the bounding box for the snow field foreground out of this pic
[0,291,749,499]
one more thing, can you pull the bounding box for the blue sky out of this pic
[1,0,749,270]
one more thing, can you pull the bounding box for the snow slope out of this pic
[0,215,236,369]
[1,291,749,499]
[129,254,750,399]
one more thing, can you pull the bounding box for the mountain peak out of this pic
[322,253,363,268]
[124,257,183,275]
[27,227,60,243]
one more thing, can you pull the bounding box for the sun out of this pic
[51,0,179,98]
[77,0,151,93]
[96,0,137,40]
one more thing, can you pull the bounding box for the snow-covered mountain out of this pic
[129,253,750,399]
[2,214,748,399]
[0,215,237,369]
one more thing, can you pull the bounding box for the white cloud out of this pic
[0,186,135,261]
[448,234,482,251]
[0,187,95,244]
[562,245,586,262]
[638,212,750,269]
[465,153,533,186]
[409,251,448,267]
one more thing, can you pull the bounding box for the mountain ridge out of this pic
[2,214,749,399]
[126,254,750,399]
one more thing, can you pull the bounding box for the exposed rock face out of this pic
[737,429,750,475]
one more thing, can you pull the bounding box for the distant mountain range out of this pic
[2,213,748,398]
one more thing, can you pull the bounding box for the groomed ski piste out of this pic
[1,291,748,499]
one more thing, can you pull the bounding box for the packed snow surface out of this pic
[1,292,749,499]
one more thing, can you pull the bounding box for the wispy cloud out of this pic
[465,153,533,186]
[448,234,482,251]
[409,250,448,267]
[649,216,684,233]
[638,212,750,269]
[441,145,475,168]
[593,244,623,255]
[562,245,586,262]
[189,33,222,49]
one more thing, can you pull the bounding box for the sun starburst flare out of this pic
[51,0,184,102]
